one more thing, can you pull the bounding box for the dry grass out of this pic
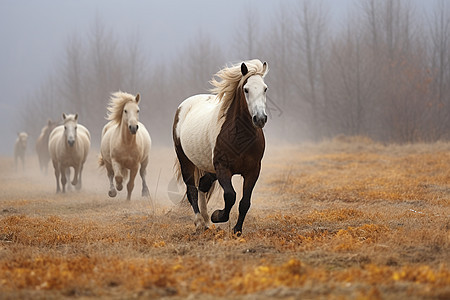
[0,139,449,299]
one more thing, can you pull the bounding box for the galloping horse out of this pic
[99,92,152,200]
[48,114,90,193]
[36,119,57,174]
[14,132,28,171]
[173,59,269,235]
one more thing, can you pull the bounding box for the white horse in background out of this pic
[99,91,151,200]
[48,113,90,193]
[14,132,28,171]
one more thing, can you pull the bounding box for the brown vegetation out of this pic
[0,139,449,299]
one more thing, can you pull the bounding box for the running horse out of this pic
[36,119,57,174]
[99,92,152,200]
[173,59,269,235]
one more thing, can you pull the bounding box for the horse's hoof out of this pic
[117,183,123,191]
[211,209,229,223]
[142,188,150,197]
[233,227,243,237]
[109,190,117,197]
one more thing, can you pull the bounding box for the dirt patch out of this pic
[0,141,449,299]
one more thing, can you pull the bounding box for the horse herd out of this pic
[13,59,269,234]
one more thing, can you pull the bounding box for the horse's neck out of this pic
[227,90,253,129]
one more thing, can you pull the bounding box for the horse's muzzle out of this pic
[129,124,139,134]
[68,139,75,147]
[252,114,267,128]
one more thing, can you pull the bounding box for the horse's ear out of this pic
[135,93,140,104]
[62,113,66,120]
[47,119,52,126]
[262,61,269,78]
[74,114,78,121]
[241,63,248,76]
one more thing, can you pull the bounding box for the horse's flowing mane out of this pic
[106,91,136,124]
[210,59,267,115]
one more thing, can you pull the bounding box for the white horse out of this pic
[14,132,28,171]
[48,113,90,193]
[99,91,152,200]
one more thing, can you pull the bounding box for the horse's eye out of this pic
[64,126,67,130]
[244,88,249,94]
[124,110,128,114]
[137,110,140,114]
[75,126,78,130]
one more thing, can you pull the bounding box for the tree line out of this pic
[20,0,450,145]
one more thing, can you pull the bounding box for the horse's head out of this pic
[241,61,269,128]
[17,132,28,147]
[122,94,140,135]
[62,113,78,147]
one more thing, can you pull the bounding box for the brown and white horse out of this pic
[35,119,57,174]
[173,59,269,235]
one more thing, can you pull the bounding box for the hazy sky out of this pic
[0,0,431,155]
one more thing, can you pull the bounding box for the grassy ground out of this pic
[0,138,449,299]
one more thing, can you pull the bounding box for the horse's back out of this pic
[48,126,64,159]
[175,94,224,173]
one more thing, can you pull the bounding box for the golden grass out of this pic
[0,140,449,299]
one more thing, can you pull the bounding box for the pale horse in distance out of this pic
[99,92,152,200]
[14,132,28,171]
[35,119,57,174]
[48,113,91,193]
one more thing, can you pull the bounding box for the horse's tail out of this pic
[173,159,217,203]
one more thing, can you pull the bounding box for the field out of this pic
[0,137,449,299]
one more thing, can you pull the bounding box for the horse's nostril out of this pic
[252,116,257,123]
[264,115,268,123]
[136,125,139,131]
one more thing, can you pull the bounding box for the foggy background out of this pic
[1,0,447,156]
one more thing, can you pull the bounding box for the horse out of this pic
[48,113,90,193]
[35,119,57,174]
[14,132,28,171]
[99,91,152,200]
[173,59,269,235]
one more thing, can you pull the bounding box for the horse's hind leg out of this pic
[126,167,138,200]
[140,158,150,197]
[176,149,205,231]
[198,173,217,225]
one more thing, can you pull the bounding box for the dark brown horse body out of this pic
[173,60,269,235]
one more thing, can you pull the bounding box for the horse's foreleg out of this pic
[211,168,235,224]
[140,159,150,197]
[106,163,116,197]
[72,165,79,187]
[112,160,123,191]
[74,163,83,190]
[53,161,61,193]
[126,167,138,200]
[60,166,67,193]
[233,168,260,236]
